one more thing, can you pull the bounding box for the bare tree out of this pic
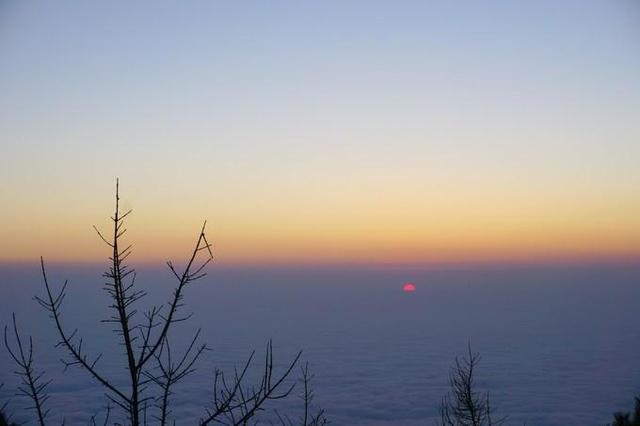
[3,180,324,425]
[273,363,328,426]
[440,344,504,426]
[3,314,50,426]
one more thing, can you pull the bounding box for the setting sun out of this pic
[403,282,417,292]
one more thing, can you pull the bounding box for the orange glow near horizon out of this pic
[1,182,639,267]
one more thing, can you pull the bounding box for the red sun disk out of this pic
[403,282,416,292]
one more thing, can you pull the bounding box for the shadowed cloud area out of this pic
[1,262,639,424]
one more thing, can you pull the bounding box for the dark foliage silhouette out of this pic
[611,397,640,426]
[440,344,505,426]
[2,180,326,425]
[0,410,17,426]
[0,384,18,426]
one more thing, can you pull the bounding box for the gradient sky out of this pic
[1,1,639,265]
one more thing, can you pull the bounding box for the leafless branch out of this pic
[275,363,328,426]
[35,259,129,406]
[143,331,207,426]
[26,180,323,425]
[440,343,505,426]
[3,314,49,426]
[138,221,213,371]
[200,341,302,426]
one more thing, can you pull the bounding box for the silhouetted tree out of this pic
[3,315,50,425]
[0,383,18,426]
[611,397,640,426]
[274,363,328,426]
[440,344,504,426]
[0,410,17,426]
[3,180,325,425]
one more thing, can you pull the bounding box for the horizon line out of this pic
[2,256,639,271]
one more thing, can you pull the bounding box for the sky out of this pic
[0,1,639,266]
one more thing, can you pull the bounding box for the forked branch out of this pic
[138,221,213,371]
[200,341,301,426]
[143,331,207,426]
